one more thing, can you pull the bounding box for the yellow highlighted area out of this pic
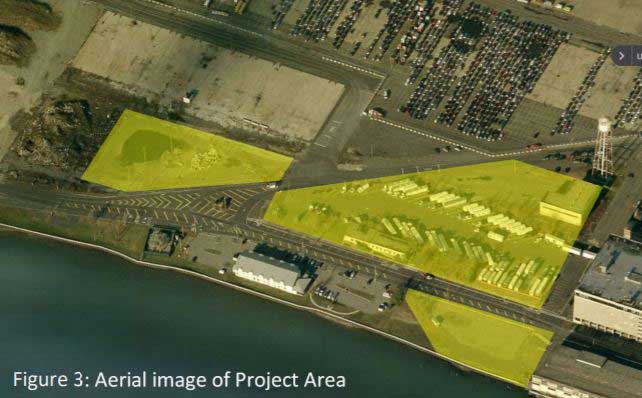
[82,110,293,191]
[264,160,601,307]
[407,290,552,387]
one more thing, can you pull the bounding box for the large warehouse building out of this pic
[232,251,311,295]
[573,236,642,342]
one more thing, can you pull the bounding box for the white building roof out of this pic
[233,252,310,294]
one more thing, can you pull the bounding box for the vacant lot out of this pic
[82,110,293,191]
[407,290,553,387]
[73,12,344,141]
[580,59,639,121]
[527,44,599,110]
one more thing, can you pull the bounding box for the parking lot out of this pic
[313,263,400,314]
[183,233,252,270]
[580,59,640,120]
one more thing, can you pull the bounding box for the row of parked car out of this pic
[314,285,339,303]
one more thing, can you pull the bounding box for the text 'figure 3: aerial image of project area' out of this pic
[1,1,641,398]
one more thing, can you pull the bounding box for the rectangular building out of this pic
[539,182,596,226]
[530,343,642,398]
[343,226,410,260]
[232,252,311,295]
[573,236,642,342]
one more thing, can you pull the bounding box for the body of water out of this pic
[0,232,523,397]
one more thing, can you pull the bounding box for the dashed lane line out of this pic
[374,118,490,156]
[321,56,385,79]
[372,118,638,158]
[143,0,261,37]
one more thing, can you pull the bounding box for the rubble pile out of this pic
[15,99,95,171]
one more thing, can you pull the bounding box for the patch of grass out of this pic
[264,160,601,307]
[406,290,553,387]
[0,205,147,258]
[82,110,293,191]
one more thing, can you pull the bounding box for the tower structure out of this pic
[592,117,614,179]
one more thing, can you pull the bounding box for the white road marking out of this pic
[321,56,384,78]
[371,117,638,158]
[143,0,262,37]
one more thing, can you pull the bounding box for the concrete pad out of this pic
[580,59,639,120]
[73,12,344,141]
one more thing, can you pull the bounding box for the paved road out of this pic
[0,180,574,335]
[591,137,642,244]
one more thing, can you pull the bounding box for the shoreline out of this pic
[0,221,525,389]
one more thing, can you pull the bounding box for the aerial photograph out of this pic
[1,0,641,397]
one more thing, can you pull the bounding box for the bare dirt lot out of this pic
[573,0,642,36]
[526,44,599,110]
[73,12,344,141]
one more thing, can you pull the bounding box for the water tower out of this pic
[592,117,614,179]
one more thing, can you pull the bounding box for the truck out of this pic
[363,107,385,118]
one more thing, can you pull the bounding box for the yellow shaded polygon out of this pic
[264,160,601,307]
[82,110,292,191]
[407,290,553,387]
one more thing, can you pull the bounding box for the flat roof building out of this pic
[232,251,311,296]
[539,182,595,226]
[530,343,642,398]
[573,236,642,342]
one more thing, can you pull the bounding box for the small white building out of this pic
[232,252,311,295]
